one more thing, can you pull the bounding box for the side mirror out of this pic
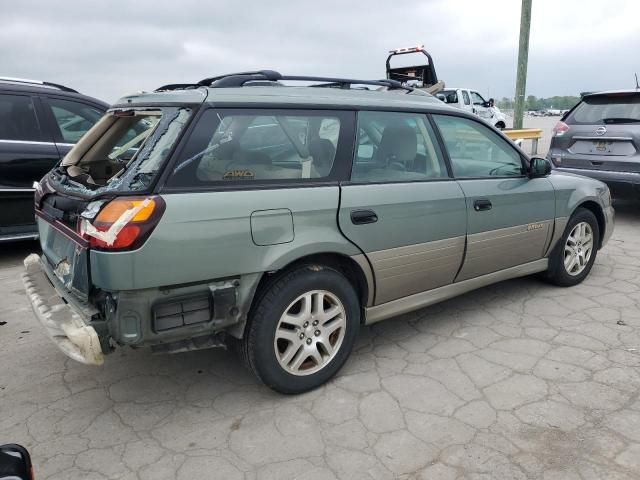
[529,157,552,178]
[482,101,491,108]
[0,444,33,480]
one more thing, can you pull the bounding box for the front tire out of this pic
[546,208,599,286]
[242,265,360,394]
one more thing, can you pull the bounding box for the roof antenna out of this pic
[636,73,640,90]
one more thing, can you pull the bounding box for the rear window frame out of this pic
[159,107,356,193]
[48,105,196,200]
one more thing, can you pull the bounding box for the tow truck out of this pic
[385,45,445,94]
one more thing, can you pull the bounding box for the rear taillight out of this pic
[81,196,165,251]
[552,121,570,136]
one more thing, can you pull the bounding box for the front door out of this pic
[470,91,492,121]
[432,114,555,281]
[338,110,467,305]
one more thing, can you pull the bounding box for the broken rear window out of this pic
[51,107,191,196]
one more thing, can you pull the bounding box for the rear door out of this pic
[338,110,467,305]
[0,92,59,237]
[460,90,473,114]
[432,114,555,281]
[552,92,640,173]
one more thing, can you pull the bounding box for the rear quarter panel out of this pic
[90,186,358,291]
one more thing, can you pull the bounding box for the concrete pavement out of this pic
[1,201,639,479]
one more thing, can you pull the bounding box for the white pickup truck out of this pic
[436,88,507,129]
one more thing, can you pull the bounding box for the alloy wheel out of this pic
[564,221,594,276]
[273,290,347,376]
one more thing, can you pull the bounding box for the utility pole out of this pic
[513,0,532,129]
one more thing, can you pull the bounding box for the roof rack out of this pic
[0,76,78,93]
[155,70,414,93]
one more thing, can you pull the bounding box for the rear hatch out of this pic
[35,106,193,299]
[550,91,640,172]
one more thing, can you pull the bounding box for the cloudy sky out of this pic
[2,0,639,103]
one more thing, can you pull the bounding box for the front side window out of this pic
[46,98,103,143]
[169,109,342,187]
[0,94,41,141]
[462,91,471,106]
[471,92,486,106]
[433,115,524,178]
[352,111,447,183]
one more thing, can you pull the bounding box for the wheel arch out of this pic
[574,200,605,249]
[230,251,374,338]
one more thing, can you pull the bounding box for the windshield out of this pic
[566,94,640,125]
[52,107,191,196]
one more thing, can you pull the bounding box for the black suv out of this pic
[0,77,108,241]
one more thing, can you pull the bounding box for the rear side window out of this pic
[352,111,448,183]
[0,94,41,141]
[433,115,523,178]
[439,90,458,104]
[566,94,640,125]
[168,109,346,187]
[46,98,103,143]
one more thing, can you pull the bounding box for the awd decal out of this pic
[223,169,255,180]
[527,223,544,231]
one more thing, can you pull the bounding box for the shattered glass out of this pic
[50,107,191,198]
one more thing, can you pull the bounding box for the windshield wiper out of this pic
[602,117,640,124]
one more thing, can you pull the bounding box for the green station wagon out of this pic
[23,71,614,393]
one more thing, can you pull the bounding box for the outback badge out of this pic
[527,223,543,231]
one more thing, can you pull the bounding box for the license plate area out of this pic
[38,217,90,298]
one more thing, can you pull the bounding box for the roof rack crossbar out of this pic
[0,76,78,93]
[280,75,412,91]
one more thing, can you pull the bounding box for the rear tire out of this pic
[545,208,599,287]
[241,265,360,394]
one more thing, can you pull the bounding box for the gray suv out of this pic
[548,89,640,197]
[23,71,614,393]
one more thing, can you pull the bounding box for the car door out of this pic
[0,93,59,237]
[338,110,467,305]
[470,91,492,121]
[460,90,473,114]
[41,96,105,158]
[432,114,555,281]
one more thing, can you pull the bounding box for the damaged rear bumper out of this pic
[22,254,104,366]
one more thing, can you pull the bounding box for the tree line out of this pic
[497,95,581,111]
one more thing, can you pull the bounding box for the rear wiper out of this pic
[602,118,640,124]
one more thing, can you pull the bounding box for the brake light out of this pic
[81,196,165,251]
[553,121,570,136]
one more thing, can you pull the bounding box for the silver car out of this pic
[548,89,640,197]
